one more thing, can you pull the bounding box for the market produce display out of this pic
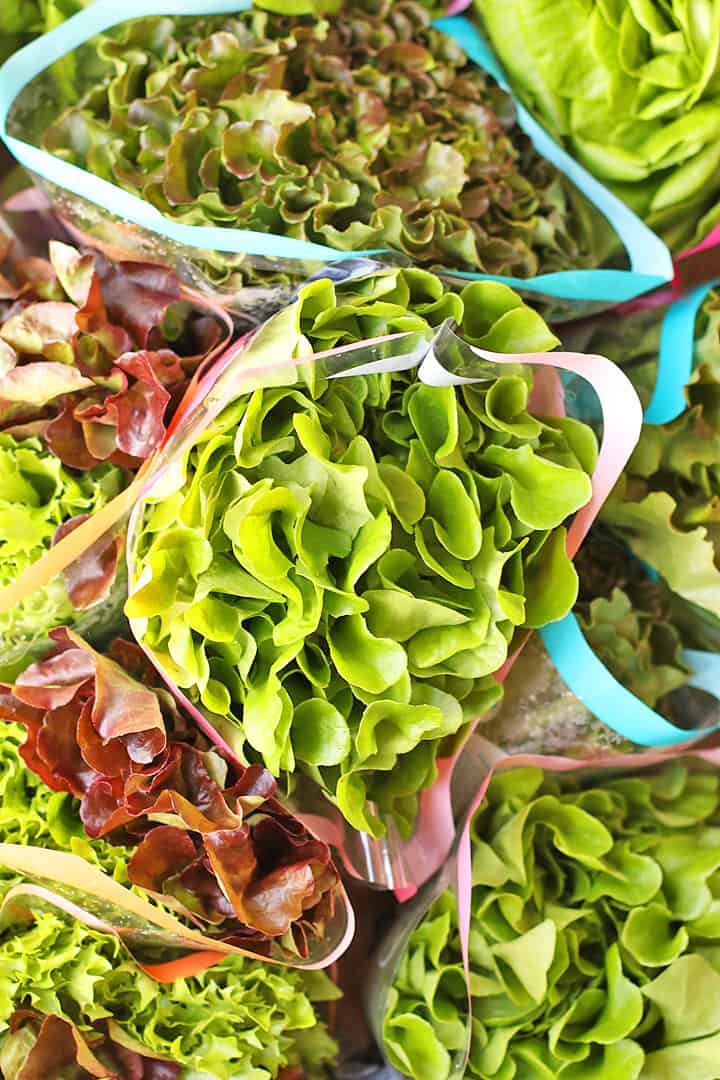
[32,1,614,287]
[0,722,340,1080]
[383,762,720,1080]
[1,3,720,1078]
[0,629,341,958]
[475,0,720,249]
[128,266,595,838]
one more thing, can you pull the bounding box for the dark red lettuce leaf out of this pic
[53,515,124,610]
[0,632,338,953]
[0,243,227,470]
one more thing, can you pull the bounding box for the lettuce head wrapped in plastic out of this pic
[379,756,720,1080]
[0,721,340,1080]
[126,263,598,841]
[0,629,346,964]
[10,0,615,295]
[475,0,720,250]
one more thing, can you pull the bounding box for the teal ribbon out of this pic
[433,17,673,301]
[540,619,720,747]
[0,4,672,299]
[544,278,720,743]
[645,278,720,424]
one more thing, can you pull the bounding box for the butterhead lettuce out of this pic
[384,761,720,1080]
[129,266,595,838]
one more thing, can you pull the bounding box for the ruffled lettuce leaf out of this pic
[0,631,340,958]
[385,762,720,1079]
[475,0,720,249]
[38,2,613,289]
[0,242,225,471]
[130,267,594,838]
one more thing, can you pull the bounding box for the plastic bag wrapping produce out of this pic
[373,740,720,1080]
[0,233,233,680]
[122,259,641,893]
[0,726,342,1080]
[519,277,720,760]
[0,0,672,317]
[0,614,354,973]
[473,0,720,254]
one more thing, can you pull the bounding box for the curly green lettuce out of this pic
[0,722,339,1080]
[128,266,595,838]
[35,0,613,288]
[384,762,720,1080]
[475,0,720,250]
[0,433,127,681]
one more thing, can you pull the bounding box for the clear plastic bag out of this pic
[0,2,672,317]
[123,259,642,893]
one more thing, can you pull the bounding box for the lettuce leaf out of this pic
[384,761,720,1079]
[475,0,720,249]
[37,1,613,288]
[0,242,225,471]
[130,267,595,837]
[0,433,127,681]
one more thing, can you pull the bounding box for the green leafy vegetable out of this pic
[384,761,720,1079]
[129,266,595,838]
[0,432,127,681]
[599,361,720,626]
[0,725,339,1079]
[475,0,720,249]
[36,1,614,288]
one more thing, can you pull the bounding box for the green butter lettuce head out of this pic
[0,433,127,681]
[128,266,595,838]
[0,722,339,1080]
[475,0,720,250]
[33,0,614,289]
[384,761,720,1080]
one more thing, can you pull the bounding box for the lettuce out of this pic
[475,0,720,249]
[0,432,127,681]
[0,630,340,958]
[0,725,339,1080]
[36,1,613,288]
[384,762,720,1080]
[0,241,226,472]
[129,266,595,837]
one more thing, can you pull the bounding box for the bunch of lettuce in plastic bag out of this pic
[0,628,346,963]
[598,315,720,652]
[0,237,232,679]
[474,0,720,251]
[379,757,720,1080]
[0,722,340,1080]
[32,0,613,292]
[127,264,596,840]
[482,528,712,756]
